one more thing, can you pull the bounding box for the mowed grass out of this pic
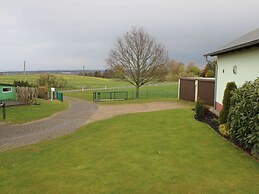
[0,99,68,124]
[64,83,178,102]
[0,109,258,193]
[0,74,129,90]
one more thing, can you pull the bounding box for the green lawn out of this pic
[0,109,258,193]
[0,74,130,90]
[0,99,69,124]
[64,83,178,101]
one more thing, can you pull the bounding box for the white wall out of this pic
[216,47,259,104]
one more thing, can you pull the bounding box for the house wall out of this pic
[216,47,259,111]
[0,85,16,100]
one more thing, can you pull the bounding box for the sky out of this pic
[0,0,259,71]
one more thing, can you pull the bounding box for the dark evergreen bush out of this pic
[219,82,237,124]
[195,99,204,120]
[251,144,259,160]
[228,78,259,151]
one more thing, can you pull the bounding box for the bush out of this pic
[13,80,35,87]
[37,74,67,89]
[219,82,237,124]
[195,99,204,120]
[251,144,259,160]
[38,86,49,99]
[228,78,259,150]
[205,70,215,77]
[219,124,229,137]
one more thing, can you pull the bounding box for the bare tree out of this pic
[106,27,168,98]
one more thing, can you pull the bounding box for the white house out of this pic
[205,27,259,112]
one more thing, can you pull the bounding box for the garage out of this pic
[178,77,215,106]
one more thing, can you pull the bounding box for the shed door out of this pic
[179,79,195,102]
[198,81,215,106]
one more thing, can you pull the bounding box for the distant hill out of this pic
[0,70,102,75]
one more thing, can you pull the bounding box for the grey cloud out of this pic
[0,0,259,71]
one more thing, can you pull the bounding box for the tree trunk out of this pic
[136,86,140,98]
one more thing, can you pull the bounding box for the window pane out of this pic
[3,87,12,92]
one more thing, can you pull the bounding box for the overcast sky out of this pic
[1,0,259,71]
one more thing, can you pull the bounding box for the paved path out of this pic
[0,97,98,151]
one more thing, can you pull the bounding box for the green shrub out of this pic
[251,144,259,160]
[205,70,215,77]
[219,124,229,137]
[228,78,259,150]
[195,99,204,120]
[13,80,35,87]
[212,118,219,125]
[37,74,67,89]
[38,86,49,99]
[219,82,237,124]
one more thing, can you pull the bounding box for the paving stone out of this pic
[0,97,98,151]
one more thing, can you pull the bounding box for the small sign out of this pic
[51,87,55,92]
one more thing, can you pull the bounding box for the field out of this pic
[0,99,68,124]
[0,74,178,101]
[0,109,258,193]
[64,83,178,101]
[0,74,130,90]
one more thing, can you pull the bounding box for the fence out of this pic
[56,91,63,101]
[93,91,128,102]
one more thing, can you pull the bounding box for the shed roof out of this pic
[180,77,215,82]
[0,83,16,87]
[205,27,259,56]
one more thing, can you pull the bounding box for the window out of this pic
[233,66,237,74]
[2,87,12,93]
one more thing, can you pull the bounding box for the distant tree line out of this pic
[82,60,216,82]
[78,69,115,79]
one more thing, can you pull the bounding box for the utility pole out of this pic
[83,65,85,76]
[24,61,26,80]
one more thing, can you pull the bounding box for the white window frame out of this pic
[2,87,12,93]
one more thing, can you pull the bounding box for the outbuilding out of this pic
[178,77,215,106]
[0,83,17,101]
[205,27,259,112]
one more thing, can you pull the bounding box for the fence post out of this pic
[1,102,6,119]
[60,93,63,101]
[93,92,96,102]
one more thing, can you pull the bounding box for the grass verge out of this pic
[0,109,258,193]
[0,99,69,124]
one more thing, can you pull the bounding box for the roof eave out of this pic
[204,39,259,57]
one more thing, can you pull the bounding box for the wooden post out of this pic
[1,102,6,119]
